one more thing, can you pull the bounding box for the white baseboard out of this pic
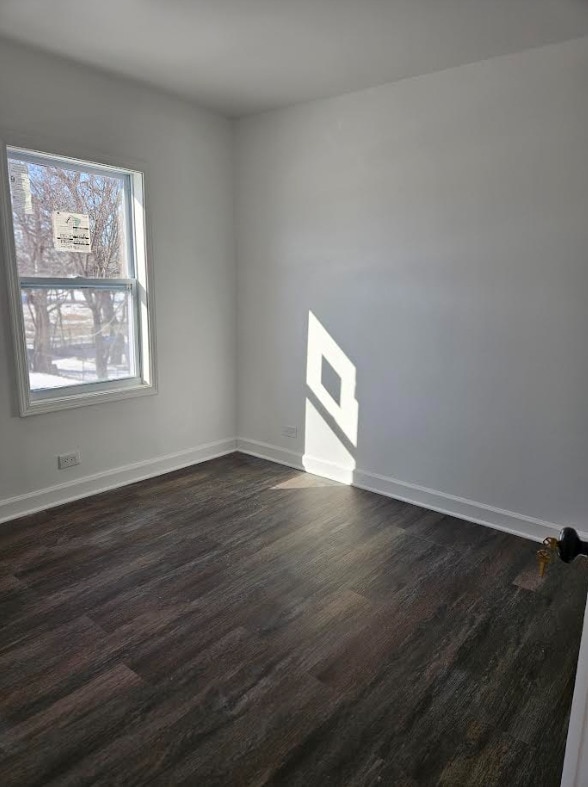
[2,432,576,545]
[351,467,567,544]
[0,438,237,524]
[237,437,573,544]
[303,455,354,485]
[236,438,305,472]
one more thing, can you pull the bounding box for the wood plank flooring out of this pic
[0,452,587,786]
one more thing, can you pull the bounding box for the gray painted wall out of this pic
[236,37,588,530]
[0,38,236,509]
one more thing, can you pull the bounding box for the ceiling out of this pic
[1,0,588,116]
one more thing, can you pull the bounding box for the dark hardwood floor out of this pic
[1,453,587,786]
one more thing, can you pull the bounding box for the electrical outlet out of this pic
[282,425,297,439]
[57,451,80,470]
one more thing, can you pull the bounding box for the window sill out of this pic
[20,380,157,417]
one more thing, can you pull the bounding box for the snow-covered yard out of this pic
[30,357,132,390]
[29,372,75,390]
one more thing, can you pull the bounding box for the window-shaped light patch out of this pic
[306,311,358,447]
[304,311,358,485]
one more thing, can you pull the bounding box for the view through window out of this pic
[3,146,153,413]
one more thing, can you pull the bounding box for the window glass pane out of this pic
[8,153,130,278]
[21,287,136,391]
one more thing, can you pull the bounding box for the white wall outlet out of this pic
[57,451,80,470]
[282,425,297,439]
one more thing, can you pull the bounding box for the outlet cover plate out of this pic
[57,451,80,470]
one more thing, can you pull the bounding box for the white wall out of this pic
[236,37,588,538]
[0,38,236,519]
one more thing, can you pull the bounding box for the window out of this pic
[1,145,155,415]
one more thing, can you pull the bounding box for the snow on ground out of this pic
[53,357,130,380]
[30,357,132,391]
[29,372,76,390]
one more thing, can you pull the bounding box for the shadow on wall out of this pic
[303,311,358,484]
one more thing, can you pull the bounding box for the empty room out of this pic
[1,1,588,785]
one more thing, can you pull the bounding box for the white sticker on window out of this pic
[52,211,92,253]
[9,161,33,215]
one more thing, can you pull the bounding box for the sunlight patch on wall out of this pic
[303,311,358,484]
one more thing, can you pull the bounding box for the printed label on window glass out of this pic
[52,211,92,253]
[9,161,33,215]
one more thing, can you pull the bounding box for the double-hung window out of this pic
[1,145,155,415]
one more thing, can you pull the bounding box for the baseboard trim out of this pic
[237,437,573,543]
[351,468,565,544]
[236,438,305,471]
[303,455,354,485]
[0,438,237,524]
[2,433,575,544]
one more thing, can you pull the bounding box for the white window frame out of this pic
[0,141,157,416]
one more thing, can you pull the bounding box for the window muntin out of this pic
[2,146,153,414]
